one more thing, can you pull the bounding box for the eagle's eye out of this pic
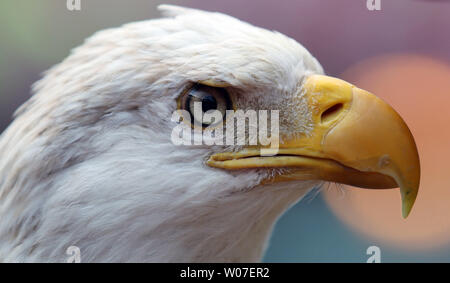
[179,84,233,128]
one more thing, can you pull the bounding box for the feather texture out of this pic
[0,5,323,262]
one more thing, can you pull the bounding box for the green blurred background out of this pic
[1,0,449,262]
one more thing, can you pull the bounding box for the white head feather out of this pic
[0,5,324,262]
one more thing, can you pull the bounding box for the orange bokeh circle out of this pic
[323,54,450,251]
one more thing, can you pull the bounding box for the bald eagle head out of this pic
[0,5,419,262]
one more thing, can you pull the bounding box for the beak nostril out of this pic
[321,103,344,123]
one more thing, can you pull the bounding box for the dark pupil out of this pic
[201,95,217,112]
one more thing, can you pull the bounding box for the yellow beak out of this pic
[207,75,420,218]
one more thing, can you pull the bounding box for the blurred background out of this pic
[1,0,449,262]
